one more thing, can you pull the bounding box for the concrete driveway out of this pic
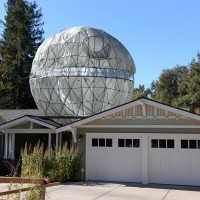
[46,182,200,200]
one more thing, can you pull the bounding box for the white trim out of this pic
[79,125,200,129]
[48,133,51,156]
[142,135,148,184]
[85,132,200,137]
[8,133,12,159]
[30,122,33,129]
[71,128,77,143]
[142,99,200,121]
[4,133,8,159]
[4,129,55,133]
[103,115,188,120]
[85,133,89,181]
[56,133,59,152]
[56,98,200,132]
[141,100,146,117]
[11,133,15,160]
[0,116,57,130]
[56,100,142,132]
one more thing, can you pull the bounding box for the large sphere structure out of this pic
[30,26,136,122]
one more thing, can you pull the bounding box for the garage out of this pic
[86,133,142,182]
[149,136,200,186]
[42,98,200,186]
[86,132,200,186]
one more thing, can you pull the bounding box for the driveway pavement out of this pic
[46,182,200,200]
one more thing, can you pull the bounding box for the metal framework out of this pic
[30,26,136,124]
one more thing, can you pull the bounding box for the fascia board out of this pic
[0,116,57,130]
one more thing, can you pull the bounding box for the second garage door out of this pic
[149,137,200,186]
[86,133,142,182]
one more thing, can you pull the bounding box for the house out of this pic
[1,97,200,186]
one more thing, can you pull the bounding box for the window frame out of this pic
[92,138,113,147]
[118,138,140,148]
[151,139,175,149]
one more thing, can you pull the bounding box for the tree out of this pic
[177,54,200,112]
[133,84,151,100]
[152,65,189,106]
[0,0,44,108]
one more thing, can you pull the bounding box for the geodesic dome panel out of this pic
[30,26,136,124]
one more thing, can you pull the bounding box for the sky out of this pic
[1,0,200,88]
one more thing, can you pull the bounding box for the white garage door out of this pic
[86,133,142,182]
[149,137,200,186]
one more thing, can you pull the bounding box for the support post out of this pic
[142,135,149,184]
[4,133,8,159]
[71,128,77,143]
[11,133,15,160]
[60,133,62,147]
[56,133,59,152]
[8,133,12,159]
[0,134,3,157]
[48,133,51,156]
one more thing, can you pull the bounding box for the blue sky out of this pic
[1,0,200,88]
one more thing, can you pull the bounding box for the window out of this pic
[106,139,112,147]
[151,139,158,148]
[99,138,105,147]
[118,139,124,147]
[189,140,197,149]
[181,140,188,148]
[92,138,98,147]
[152,139,174,149]
[133,139,140,147]
[167,140,174,148]
[92,138,112,147]
[118,139,140,148]
[126,139,132,147]
[159,139,166,148]
[198,140,200,149]
[181,139,200,149]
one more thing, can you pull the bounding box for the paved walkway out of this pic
[46,182,200,200]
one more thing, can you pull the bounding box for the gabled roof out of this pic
[0,115,59,130]
[1,97,200,133]
[0,109,43,123]
[56,97,200,132]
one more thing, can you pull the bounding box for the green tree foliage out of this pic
[0,0,44,108]
[152,65,189,106]
[177,54,200,112]
[133,84,151,100]
[149,53,200,113]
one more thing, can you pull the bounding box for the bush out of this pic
[21,143,45,178]
[44,144,81,182]
[20,142,81,182]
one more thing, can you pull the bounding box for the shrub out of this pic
[21,143,45,178]
[44,144,81,182]
[20,142,81,182]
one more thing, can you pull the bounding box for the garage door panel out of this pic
[87,135,142,182]
[149,138,200,186]
[87,147,116,181]
[180,150,200,185]
[114,148,142,182]
[150,151,180,184]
